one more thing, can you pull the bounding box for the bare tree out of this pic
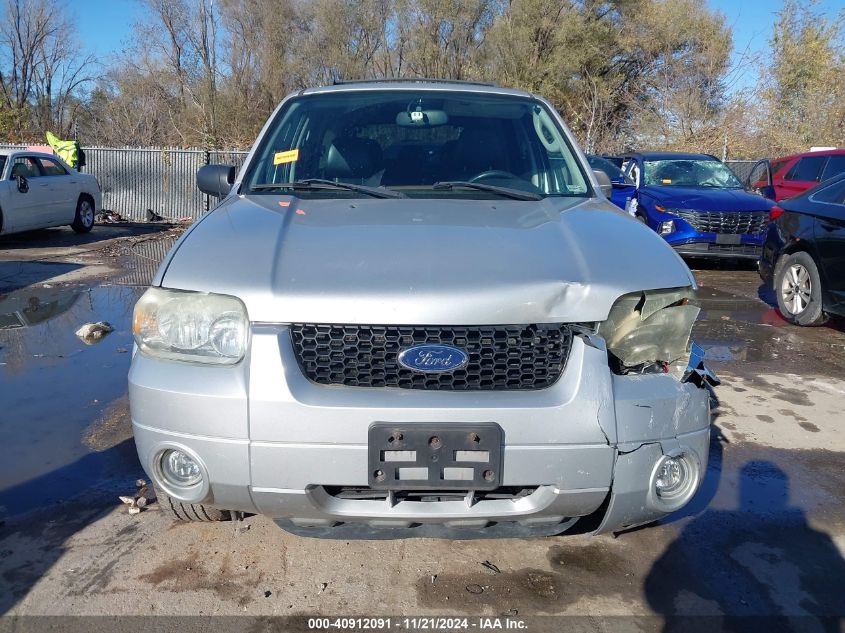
[0,0,95,139]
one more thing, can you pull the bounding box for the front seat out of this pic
[324,137,382,184]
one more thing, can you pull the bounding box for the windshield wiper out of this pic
[252,179,406,199]
[431,181,544,201]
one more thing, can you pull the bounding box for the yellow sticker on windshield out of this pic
[274,149,299,165]
[661,179,672,184]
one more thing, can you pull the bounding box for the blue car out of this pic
[586,154,637,210]
[621,152,774,259]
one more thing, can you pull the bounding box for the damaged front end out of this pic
[591,287,719,535]
[598,287,700,378]
[596,286,719,398]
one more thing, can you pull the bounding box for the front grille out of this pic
[289,323,572,390]
[674,210,769,235]
[323,486,537,502]
[675,243,762,257]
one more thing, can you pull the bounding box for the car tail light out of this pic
[769,206,785,221]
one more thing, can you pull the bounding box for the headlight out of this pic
[597,287,699,378]
[133,287,248,364]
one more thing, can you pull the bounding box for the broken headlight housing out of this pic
[133,287,249,365]
[597,287,699,379]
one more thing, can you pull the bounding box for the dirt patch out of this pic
[756,415,774,424]
[83,395,133,451]
[547,541,628,574]
[799,421,821,433]
[416,568,561,612]
[777,408,807,422]
[139,551,258,607]
[416,542,638,613]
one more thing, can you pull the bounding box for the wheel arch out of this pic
[78,191,96,209]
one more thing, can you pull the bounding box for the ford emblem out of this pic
[397,344,469,373]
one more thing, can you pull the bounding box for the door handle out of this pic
[820,223,840,232]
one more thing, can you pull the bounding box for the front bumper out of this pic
[129,328,712,535]
[656,214,765,259]
[672,241,762,260]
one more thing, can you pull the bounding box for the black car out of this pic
[759,172,845,325]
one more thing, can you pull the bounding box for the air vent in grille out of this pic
[289,324,572,391]
[674,210,769,235]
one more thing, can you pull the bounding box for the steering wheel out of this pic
[468,170,520,183]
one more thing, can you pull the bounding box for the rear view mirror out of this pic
[593,169,613,198]
[395,110,448,127]
[16,175,28,194]
[197,164,236,198]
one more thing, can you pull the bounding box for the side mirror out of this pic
[16,175,28,194]
[593,169,613,198]
[197,164,236,198]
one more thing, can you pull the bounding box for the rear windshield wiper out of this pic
[431,181,543,201]
[251,178,406,199]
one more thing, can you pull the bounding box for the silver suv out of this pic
[129,80,716,536]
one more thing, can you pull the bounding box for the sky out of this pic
[708,0,844,91]
[72,0,844,89]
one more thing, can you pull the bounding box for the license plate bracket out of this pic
[368,423,503,490]
[715,234,742,245]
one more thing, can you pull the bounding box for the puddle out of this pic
[0,285,143,518]
[692,286,845,376]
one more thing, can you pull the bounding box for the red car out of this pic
[749,149,845,201]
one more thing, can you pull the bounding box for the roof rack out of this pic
[332,78,498,87]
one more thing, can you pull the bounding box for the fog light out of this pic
[160,449,202,488]
[659,220,675,235]
[655,457,685,497]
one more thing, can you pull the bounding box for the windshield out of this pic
[643,159,743,188]
[244,90,590,199]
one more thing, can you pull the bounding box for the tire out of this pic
[154,485,232,522]
[775,251,828,326]
[636,214,647,225]
[71,196,95,233]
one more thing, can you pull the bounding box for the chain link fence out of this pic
[0,144,249,221]
[724,160,760,184]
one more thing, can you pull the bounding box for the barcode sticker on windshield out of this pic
[274,149,299,165]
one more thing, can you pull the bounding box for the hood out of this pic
[158,195,695,324]
[640,186,772,212]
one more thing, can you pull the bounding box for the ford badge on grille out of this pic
[397,344,469,373]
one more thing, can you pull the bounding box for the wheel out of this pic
[775,251,827,326]
[71,196,95,233]
[154,485,232,522]
[635,214,647,224]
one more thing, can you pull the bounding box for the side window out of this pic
[811,179,845,205]
[820,155,845,182]
[10,156,41,179]
[38,157,68,176]
[785,156,826,182]
[770,159,789,176]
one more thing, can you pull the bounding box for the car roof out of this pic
[771,148,845,163]
[626,152,718,161]
[0,149,58,160]
[300,79,535,99]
